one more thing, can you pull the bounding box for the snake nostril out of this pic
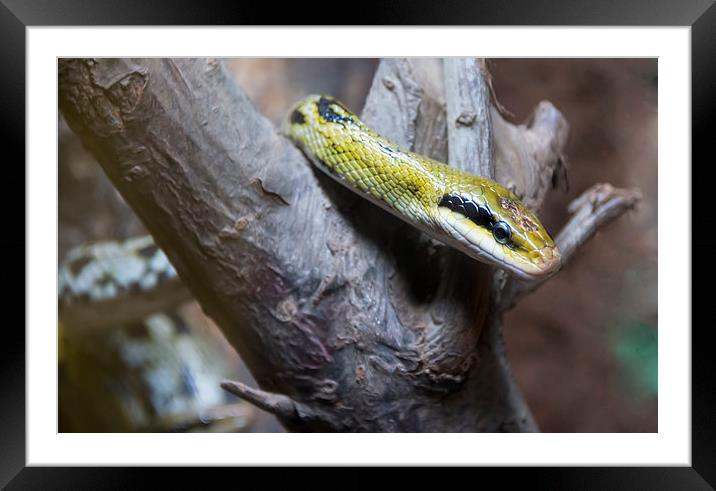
[529,247,561,271]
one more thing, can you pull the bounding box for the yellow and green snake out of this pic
[285,95,561,280]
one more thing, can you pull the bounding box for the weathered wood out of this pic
[492,102,570,212]
[59,57,634,432]
[444,58,494,179]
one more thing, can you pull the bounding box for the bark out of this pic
[444,58,494,179]
[59,57,638,432]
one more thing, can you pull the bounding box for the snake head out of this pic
[435,181,561,280]
[283,94,355,141]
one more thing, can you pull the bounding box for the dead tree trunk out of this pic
[58,58,639,432]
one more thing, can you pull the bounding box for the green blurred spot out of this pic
[613,321,658,398]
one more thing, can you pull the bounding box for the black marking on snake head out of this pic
[317,96,353,126]
[438,195,453,209]
[474,204,495,227]
[290,109,305,125]
[439,194,496,229]
[463,200,479,219]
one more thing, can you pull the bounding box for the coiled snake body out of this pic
[59,236,189,329]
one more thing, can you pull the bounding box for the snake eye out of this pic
[492,221,512,244]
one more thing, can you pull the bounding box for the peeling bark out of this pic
[59,57,638,432]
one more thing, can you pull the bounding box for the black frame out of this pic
[3,0,712,486]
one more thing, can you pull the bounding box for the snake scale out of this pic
[60,94,560,318]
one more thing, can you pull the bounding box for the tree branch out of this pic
[444,58,494,178]
[557,183,642,262]
[59,58,584,432]
[492,102,569,212]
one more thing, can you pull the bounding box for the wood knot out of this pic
[382,77,396,91]
[205,58,220,73]
[122,164,148,183]
[106,71,148,115]
[355,365,366,385]
[455,111,477,127]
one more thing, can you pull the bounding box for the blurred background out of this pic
[58,58,657,432]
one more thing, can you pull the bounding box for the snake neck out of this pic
[299,118,454,228]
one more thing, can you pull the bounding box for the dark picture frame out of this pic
[3,0,712,486]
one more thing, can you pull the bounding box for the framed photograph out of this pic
[4,0,712,485]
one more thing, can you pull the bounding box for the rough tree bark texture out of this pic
[58,58,640,432]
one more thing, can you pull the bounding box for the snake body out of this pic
[57,238,253,432]
[59,236,190,329]
[285,95,560,280]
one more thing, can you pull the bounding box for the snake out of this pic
[58,236,190,330]
[284,94,561,280]
[58,95,560,315]
[58,237,254,432]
